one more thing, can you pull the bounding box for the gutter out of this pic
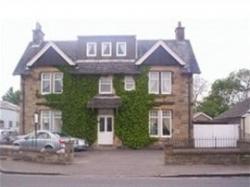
[21,76,25,134]
[187,74,192,139]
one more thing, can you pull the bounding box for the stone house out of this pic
[13,22,200,147]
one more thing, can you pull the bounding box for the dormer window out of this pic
[102,42,112,56]
[116,42,127,56]
[86,42,97,57]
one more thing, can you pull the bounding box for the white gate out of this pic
[193,124,239,148]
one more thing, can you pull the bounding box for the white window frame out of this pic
[86,42,97,57]
[161,110,172,137]
[116,42,127,57]
[40,111,51,131]
[148,71,172,95]
[41,73,52,95]
[148,72,159,94]
[149,110,172,138]
[40,111,62,132]
[101,42,112,57]
[149,110,159,138]
[99,76,113,94]
[161,72,172,95]
[124,76,135,91]
[53,72,63,94]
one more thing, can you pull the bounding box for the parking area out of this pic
[72,149,165,176]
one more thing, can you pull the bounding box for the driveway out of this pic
[73,149,165,176]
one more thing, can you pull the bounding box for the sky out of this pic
[0,0,250,97]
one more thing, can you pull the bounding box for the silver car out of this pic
[13,130,64,151]
[53,132,89,151]
[0,129,18,144]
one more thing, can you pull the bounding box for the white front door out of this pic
[98,115,113,145]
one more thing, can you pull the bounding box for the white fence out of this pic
[193,124,239,148]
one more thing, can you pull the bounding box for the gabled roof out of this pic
[26,41,75,67]
[135,40,185,66]
[0,101,20,112]
[137,40,200,74]
[215,98,250,120]
[13,38,201,75]
[193,112,213,121]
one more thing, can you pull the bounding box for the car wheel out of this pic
[44,145,53,150]
[13,143,19,146]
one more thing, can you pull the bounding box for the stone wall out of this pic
[21,67,61,134]
[165,144,250,165]
[21,65,192,148]
[150,66,192,141]
[0,142,74,165]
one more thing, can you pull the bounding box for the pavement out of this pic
[1,149,250,177]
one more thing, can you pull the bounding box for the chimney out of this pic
[175,21,185,41]
[32,22,44,46]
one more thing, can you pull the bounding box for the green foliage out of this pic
[197,95,229,118]
[2,87,21,105]
[114,69,155,149]
[44,68,155,148]
[45,69,98,145]
[197,68,250,117]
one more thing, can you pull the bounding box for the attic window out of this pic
[116,42,127,56]
[102,42,112,56]
[86,42,97,57]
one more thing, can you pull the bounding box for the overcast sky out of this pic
[0,0,250,97]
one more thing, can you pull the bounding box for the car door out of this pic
[36,132,52,149]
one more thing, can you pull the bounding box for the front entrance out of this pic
[98,115,114,145]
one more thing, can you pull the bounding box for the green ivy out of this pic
[45,68,98,145]
[113,69,155,149]
[44,68,155,148]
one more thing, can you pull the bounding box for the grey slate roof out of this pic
[72,62,139,75]
[215,98,250,120]
[13,38,200,75]
[87,95,121,109]
[137,40,200,74]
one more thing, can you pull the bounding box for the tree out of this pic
[193,75,208,110]
[197,69,250,117]
[228,68,250,102]
[2,87,21,105]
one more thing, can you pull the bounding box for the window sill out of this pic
[150,135,172,138]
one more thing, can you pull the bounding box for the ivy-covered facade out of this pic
[14,22,200,149]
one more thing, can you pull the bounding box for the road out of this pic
[1,174,250,187]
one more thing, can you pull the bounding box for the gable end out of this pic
[26,42,75,67]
